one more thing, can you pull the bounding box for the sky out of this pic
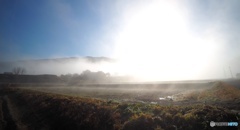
[0,0,240,81]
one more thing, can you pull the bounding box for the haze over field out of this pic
[1,0,240,81]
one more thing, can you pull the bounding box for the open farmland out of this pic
[0,81,239,130]
[20,81,213,103]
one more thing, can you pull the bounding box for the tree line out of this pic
[60,70,110,83]
[6,67,132,83]
[60,70,132,84]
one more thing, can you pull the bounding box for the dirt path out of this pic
[0,93,31,130]
[1,96,17,130]
[0,88,51,130]
[0,98,6,130]
[7,95,31,130]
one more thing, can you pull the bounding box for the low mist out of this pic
[0,57,115,75]
[0,56,239,82]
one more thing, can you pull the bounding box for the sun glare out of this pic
[113,1,217,81]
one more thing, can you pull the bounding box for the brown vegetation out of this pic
[0,87,238,130]
[184,81,240,102]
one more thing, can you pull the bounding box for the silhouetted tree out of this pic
[79,70,110,83]
[12,67,26,75]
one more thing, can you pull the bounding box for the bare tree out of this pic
[12,67,26,75]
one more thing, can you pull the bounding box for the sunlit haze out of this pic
[113,1,219,81]
[1,0,240,81]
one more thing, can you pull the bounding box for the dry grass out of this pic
[184,81,240,102]
[2,87,238,130]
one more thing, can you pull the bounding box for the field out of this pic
[0,80,239,130]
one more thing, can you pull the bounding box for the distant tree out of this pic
[61,70,112,84]
[60,74,73,81]
[82,70,91,76]
[72,73,79,77]
[81,70,92,80]
[106,73,110,77]
[12,67,26,75]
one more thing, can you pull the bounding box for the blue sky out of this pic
[0,0,111,61]
[1,0,240,79]
[1,0,240,61]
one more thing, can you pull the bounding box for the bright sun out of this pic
[112,1,217,81]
